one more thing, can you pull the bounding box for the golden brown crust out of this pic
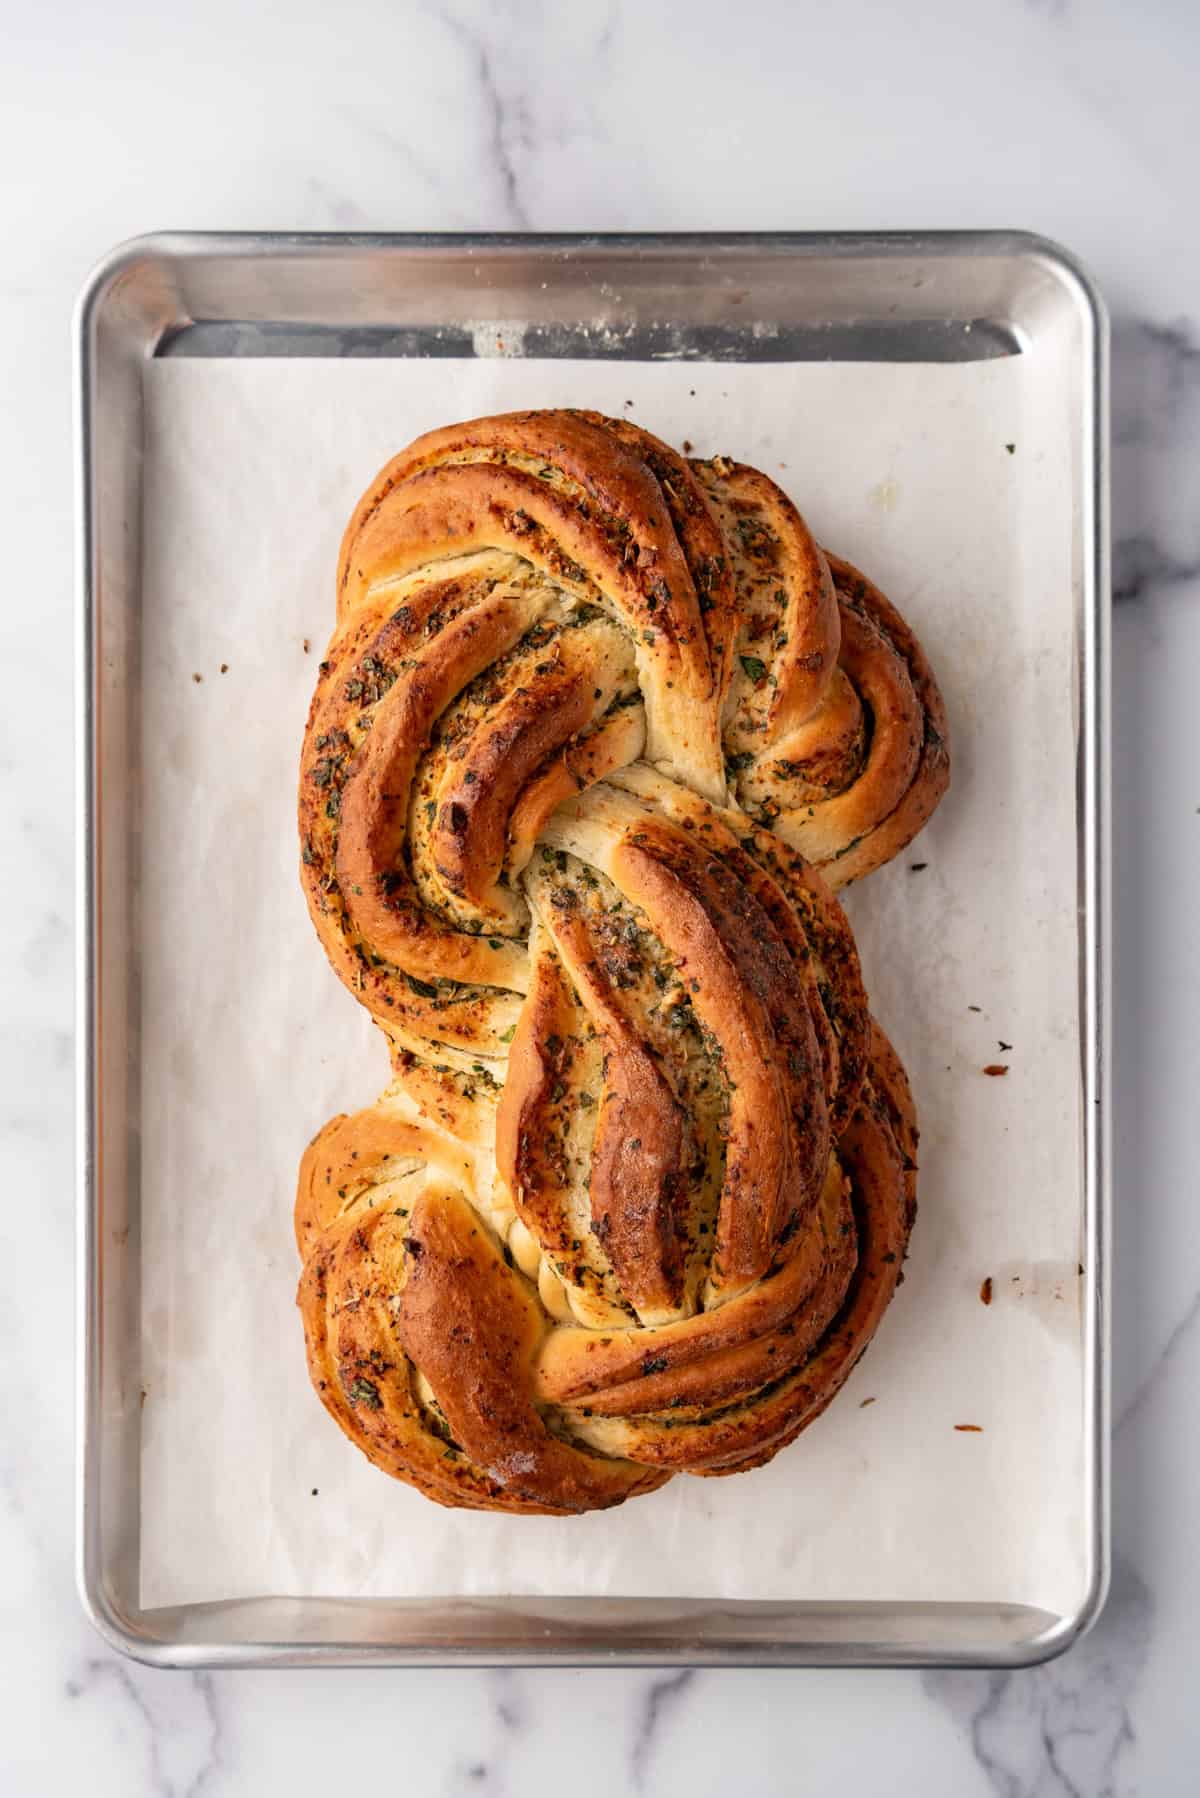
[296,1026,915,1498]
[294,410,942,1513]
[693,456,840,733]
[609,816,829,1296]
[296,1095,666,1514]
[813,554,952,886]
[299,416,948,1067]
[732,543,951,886]
[694,458,950,885]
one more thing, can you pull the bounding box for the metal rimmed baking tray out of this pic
[76,231,1110,1668]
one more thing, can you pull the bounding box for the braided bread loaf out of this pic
[296,409,945,1514]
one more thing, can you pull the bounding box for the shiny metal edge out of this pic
[1071,237,1113,1654]
[76,230,1110,1669]
[75,251,101,1653]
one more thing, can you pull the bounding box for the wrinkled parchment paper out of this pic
[138,349,1086,1613]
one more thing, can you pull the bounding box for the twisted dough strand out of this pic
[295,410,944,1513]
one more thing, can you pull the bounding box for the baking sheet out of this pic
[138,351,1085,1614]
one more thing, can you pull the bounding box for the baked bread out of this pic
[295,409,944,1513]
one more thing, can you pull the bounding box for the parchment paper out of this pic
[138,348,1086,1614]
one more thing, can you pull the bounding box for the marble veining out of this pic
[64,1661,223,1797]
[4,0,1200,1789]
[1111,318,1200,602]
[1114,1288,1200,1439]
[443,12,532,230]
[1111,533,1200,606]
[924,1563,1153,1798]
[630,1670,697,1792]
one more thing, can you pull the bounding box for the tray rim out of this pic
[75,227,1110,1670]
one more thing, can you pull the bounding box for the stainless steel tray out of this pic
[76,231,1110,1668]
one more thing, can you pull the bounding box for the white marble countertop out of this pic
[3,0,1198,1790]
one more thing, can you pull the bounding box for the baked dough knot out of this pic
[296,409,943,1513]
